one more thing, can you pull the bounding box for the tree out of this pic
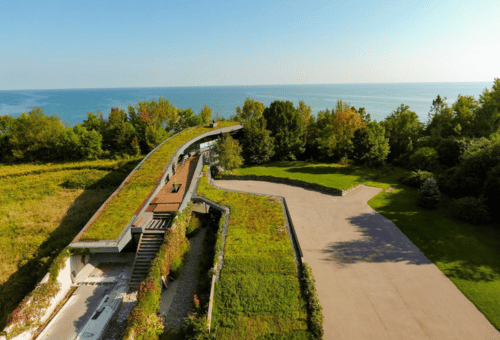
[0,115,15,162]
[241,115,274,164]
[263,100,305,160]
[474,78,500,137]
[381,104,423,164]
[452,95,477,137]
[426,95,455,137]
[199,105,212,125]
[145,124,169,151]
[174,109,204,133]
[314,100,364,160]
[213,133,243,171]
[234,98,265,122]
[417,178,440,209]
[74,125,102,159]
[102,107,139,156]
[351,121,389,167]
[9,107,66,161]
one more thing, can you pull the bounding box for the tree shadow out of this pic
[73,284,114,332]
[0,160,139,329]
[322,212,431,266]
[322,186,500,283]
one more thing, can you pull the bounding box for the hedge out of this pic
[302,263,324,339]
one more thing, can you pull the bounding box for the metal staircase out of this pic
[129,232,164,288]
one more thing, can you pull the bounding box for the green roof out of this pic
[79,121,240,241]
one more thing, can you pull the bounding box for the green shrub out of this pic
[409,147,439,171]
[400,170,434,188]
[417,178,440,209]
[187,213,203,237]
[301,263,324,339]
[451,197,491,225]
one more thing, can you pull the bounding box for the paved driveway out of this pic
[214,180,500,340]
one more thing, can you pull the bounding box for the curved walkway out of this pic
[214,180,500,340]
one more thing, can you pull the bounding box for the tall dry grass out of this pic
[0,159,135,328]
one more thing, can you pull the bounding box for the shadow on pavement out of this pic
[322,212,431,266]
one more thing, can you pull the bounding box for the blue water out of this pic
[0,82,492,126]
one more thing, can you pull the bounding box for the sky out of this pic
[1,0,499,90]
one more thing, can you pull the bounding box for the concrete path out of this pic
[214,180,500,340]
[37,284,112,340]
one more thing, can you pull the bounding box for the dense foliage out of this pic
[0,97,214,163]
[213,134,243,171]
[230,78,500,223]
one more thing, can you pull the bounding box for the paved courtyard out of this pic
[214,180,500,340]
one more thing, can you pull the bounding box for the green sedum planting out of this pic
[80,121,239,241]
[196,177,311,339]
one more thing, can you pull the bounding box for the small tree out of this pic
[213,133,243,171]
[417,178,440,208]
[241,115,274,164]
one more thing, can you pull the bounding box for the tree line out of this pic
[2,79,499,222]
[220,78,500,223]
[0,98,214,162]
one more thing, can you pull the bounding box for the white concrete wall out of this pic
[1,258,73,340]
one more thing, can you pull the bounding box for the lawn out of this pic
[232,160,500,331]
[81,121,240,241]
[233,160,400,191]
[0,158,138,329]
[196,177,311,339]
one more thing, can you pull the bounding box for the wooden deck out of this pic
[146,155,200,213]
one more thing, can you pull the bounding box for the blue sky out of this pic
[1,0,499,90]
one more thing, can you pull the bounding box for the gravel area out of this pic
[159,227,207,332]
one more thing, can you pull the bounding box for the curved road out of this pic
[214,180,500,340]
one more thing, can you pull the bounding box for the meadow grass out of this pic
[196,177,310,339]
[81,121,239,241]
[0,159,135,328]
[236,160,500,331]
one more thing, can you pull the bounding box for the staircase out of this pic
[129,233,164,288]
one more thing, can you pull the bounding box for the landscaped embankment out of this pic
[196,175,314,339]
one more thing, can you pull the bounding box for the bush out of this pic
[451,197,491,225]
[409,147,439,171]
[400,170,434,188]
[302,263,324,339]
[417,178,440,209]
[186,213,203,237]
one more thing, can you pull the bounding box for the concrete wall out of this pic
[1,258,73,340]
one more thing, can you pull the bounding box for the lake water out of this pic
[0,82,492,126]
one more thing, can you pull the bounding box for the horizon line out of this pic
[0,80,494,92]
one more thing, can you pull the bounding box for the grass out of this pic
[196,177,310,339]
[0,159,137,329]
[81,121,240,241]
[233,160,398,191]
[235,160,500,331]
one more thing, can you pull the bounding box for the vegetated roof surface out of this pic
[196,177,310,338]
[79,121,239,241]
